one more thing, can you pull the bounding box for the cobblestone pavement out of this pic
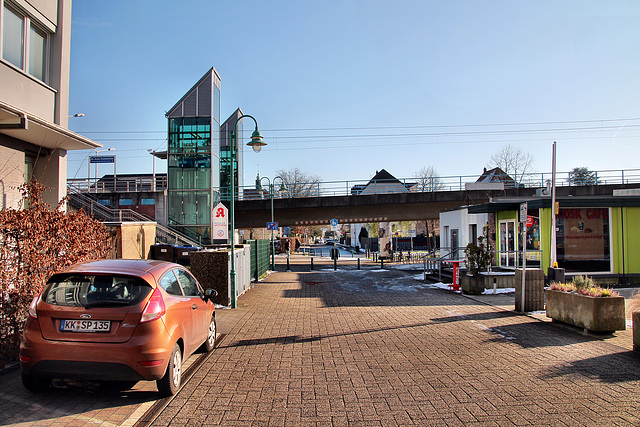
[2,259,639,426]
[151,267,640,426]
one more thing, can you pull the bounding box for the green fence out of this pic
[247,239,271,281]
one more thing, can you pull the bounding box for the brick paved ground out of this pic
[0,350,204,426]
[2,257,639,426]
[150,267,640,426]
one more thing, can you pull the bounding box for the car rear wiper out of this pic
[84,300,131,309]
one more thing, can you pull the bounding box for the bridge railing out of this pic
[69,168,640,199]
[237,168,640,200]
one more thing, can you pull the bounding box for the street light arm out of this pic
[235,115,266,153]
[229,114,265,308]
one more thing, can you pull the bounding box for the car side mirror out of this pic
[203,288,218,302]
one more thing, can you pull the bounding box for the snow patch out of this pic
[481,287,515,295]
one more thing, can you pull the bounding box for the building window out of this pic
[141,198,155,205]
[2,4,23,68]
[119,199,133,206]
[28,24,46,80]
[24,154,35,182]
[2,3,48,82]
[97,199,111,206]
[469,224,478,247]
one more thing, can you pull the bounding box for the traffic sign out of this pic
[89,155,115,164]
[330,218,338,227]
[520,202,528,224]
[267,222,279,230]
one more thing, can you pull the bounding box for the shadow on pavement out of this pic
[0,378,159,426]
[539,351,640,383]
[224,320,441,348]
[277,270,468,308]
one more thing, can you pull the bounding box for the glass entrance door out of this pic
[499,220,516,267]
[451,229,459,259]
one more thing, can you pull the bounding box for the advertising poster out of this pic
[379,222,391,259]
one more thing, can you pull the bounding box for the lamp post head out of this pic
[247,128,266,152]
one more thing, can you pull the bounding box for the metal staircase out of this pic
[67,186,200,248]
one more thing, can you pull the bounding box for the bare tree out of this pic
[413,166,444,192]
[487,144,535,184]
[275,168,321,197]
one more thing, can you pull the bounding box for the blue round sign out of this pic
[330,219,338,227]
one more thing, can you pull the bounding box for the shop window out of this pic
[556,208,610,272]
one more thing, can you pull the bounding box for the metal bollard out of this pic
[381,258,384,269]
[334,258,337,271]
[311,257,314,271]
[357,258,361,270]
[286,256,291,272]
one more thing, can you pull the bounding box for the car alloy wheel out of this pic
[157,343,182,396]
[204,316,216,352]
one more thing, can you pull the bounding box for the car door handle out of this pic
[191,304,198,310]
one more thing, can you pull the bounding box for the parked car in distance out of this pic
[20,259,217,396]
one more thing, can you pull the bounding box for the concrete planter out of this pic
[633,311,640,352]
[461,274,485,295]
[459,269,516,292]
[545,289,626,333]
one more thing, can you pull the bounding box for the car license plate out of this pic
[60,319,111,333]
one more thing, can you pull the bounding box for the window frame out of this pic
[1,1,49,83]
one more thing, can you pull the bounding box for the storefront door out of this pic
[499,220,516,267]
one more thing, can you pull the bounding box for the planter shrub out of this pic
[545,289,626,333]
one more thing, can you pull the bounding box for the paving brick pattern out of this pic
[0,345,201,426]
[151,269,640,426]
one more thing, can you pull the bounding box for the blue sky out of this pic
[67,0,640,185]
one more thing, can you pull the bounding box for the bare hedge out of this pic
[0,182,113,368]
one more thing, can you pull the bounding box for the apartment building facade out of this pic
[1,0,98,209]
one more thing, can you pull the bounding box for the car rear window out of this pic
[42,274,152,308]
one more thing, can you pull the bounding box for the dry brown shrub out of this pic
[0,181,112,367]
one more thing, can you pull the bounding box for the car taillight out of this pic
[140,287,166,323]
[28,294,41,319]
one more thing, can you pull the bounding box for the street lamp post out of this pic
[258,176,286,271]
[147,149,157,191]
[229,115,266,308]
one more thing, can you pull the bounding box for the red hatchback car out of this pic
[20,259,217,396]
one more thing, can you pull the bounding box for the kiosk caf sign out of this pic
[212,203,228,241]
